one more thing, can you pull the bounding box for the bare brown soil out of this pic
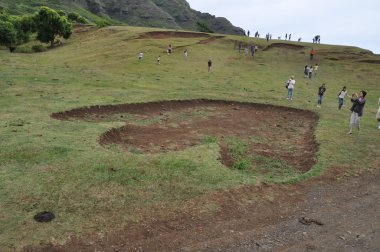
[263,43,305,51]
[52,99,319,172]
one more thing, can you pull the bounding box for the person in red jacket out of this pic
[309,48,315,61]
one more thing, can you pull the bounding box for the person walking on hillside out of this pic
[286,76,296,100]
[208,59,213,72]
[317,83,327,107]
[314,63,319,76]
[304,65,309,77]
[138,51,143,60]
[250,44,255,58]
[157,55,161,65]
[184,49,188,58]
[167,44,173,54]
[338,86,348,110]
[348,90,367,135]
[309,48,315,61]
[308,66,313,79]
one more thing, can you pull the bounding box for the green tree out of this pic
[9,15,35,44]
[34,7,72,47]
[0,21,17,51]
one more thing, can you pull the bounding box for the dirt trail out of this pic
[24,169,380,252]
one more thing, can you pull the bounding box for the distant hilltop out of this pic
[0,0,245,35]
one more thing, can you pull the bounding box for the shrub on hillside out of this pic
[32,44,47,52]
[67,12,88,24]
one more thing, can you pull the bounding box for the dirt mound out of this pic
[263,43,305,51]
[138,31,211,39]
[52,99,319,173]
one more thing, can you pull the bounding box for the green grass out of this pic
[0,26,379,250]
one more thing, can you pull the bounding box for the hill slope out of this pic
[0,26,379,250]
[0,0,245,35]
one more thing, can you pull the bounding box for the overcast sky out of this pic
[187,0,380,54]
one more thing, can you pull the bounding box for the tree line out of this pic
[0,7,88,52]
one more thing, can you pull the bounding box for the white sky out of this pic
[187,0,380,54]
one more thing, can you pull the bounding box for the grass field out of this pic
[0,25,379,250]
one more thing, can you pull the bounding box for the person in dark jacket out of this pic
[317,83,326,107]
[348,90,367,134]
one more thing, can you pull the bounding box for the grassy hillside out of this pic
[0,26,379,250]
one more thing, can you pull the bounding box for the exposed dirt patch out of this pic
[326,57,339,61]
[138,31,213,39]
[358,59,380,64]
[263,43,305,51]
[52,99,318,173]
[136,31,225,49]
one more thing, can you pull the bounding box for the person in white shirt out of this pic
[138,51,143,60]
[314,63,319,76]
[338,86,348,110]
[286,76,296,100]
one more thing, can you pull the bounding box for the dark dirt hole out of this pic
[34,211,55,222]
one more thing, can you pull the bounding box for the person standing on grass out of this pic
[314,63,319,76]
[138,51,143,60]
[157,55,161,65]
[309,48,315,61]
[184,49,188,58]
[348,90,367,135]
[308,66,313,79]
[286,76,296,100]
[338,86,348,110]
[208,59,212,72]
[304,65,309,77]
[317,83,327,107]
[376,97,380,129]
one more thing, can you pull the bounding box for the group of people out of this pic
[285,74,376,134]
[139,44,190,65]
[304,64,318,79]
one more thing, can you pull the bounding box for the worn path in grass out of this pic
[25,167,380,251]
